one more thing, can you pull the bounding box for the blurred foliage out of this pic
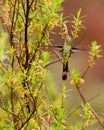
[0,0,103,130]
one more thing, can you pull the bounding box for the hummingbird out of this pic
[62,33,73,80]
[47,24,86,80]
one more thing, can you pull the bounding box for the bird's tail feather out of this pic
[62,61,68,80]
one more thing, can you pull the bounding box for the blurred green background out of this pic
[47,0,104,129]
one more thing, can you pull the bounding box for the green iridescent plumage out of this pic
[62,34,72,80]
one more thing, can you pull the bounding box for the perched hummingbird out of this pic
[62,33,73,80]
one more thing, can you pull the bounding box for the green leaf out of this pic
[42,51,50,66]
[71,69,80,80]
[89,41,101,67]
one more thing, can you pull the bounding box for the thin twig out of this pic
[68,89,104,116]
[24,0,29,68]
[81,65,90,78]
[27,24,48,72]
[72,32,87,47]
[18,109,36,130]
[9,0,24,21]
[29,0,35,8]
[76,87,104,128]
[90,106,104,128]
[21,0,26,16]
[10,0,17,46]
[10,87,16,127]
[49,42,63,64]
[10,0,17,70]
[0,105,22,121]
[13,92,27,119]
[45,59,62,68]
